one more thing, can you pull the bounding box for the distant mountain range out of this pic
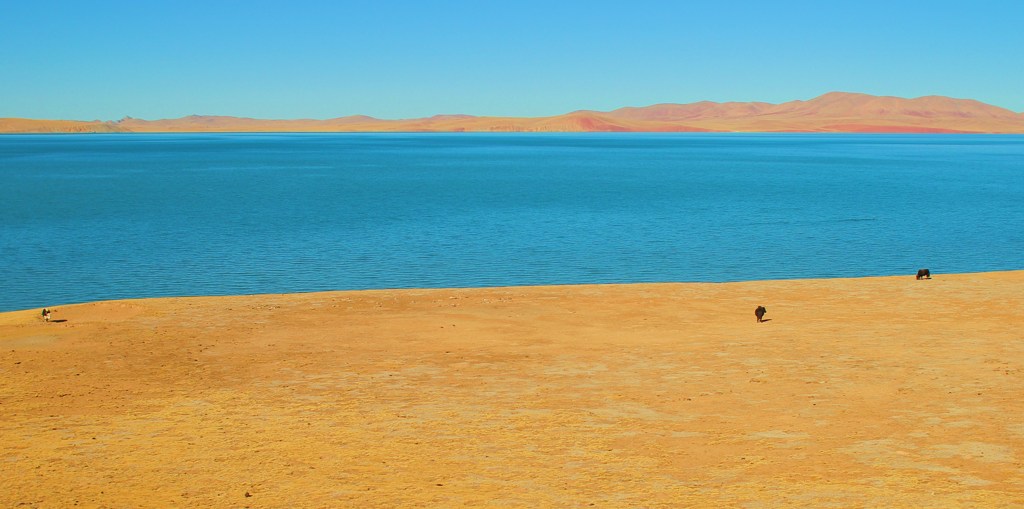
[3,92,1024,133]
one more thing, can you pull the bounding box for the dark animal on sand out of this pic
[916,269,931,280]
[755,306,767,323]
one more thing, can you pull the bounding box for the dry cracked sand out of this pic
[2,271,1023,507]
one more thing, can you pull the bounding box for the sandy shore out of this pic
[2,271,1023,507]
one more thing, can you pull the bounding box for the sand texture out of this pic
[2,271,1023,507]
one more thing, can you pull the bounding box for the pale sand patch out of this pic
[924,443,1016,464]
[2,271,1023,507]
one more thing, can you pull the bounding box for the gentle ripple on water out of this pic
[1,133,1022,311]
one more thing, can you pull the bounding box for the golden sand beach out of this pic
[2,271,1023,507]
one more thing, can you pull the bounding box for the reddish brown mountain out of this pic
[3,92,1022,133]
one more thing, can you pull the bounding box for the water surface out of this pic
[1,133,1021,311]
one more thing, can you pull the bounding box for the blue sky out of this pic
[2,0,1022,120]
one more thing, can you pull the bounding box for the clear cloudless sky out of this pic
[2,0,1022,120]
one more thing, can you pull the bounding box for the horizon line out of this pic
[6,91,1024,123]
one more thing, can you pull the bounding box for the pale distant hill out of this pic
[3,92,1024,133]
[0,118,129,133]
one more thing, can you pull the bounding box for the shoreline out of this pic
[5,130,1024,136]
[4,268,1021,314]
[2,270,1023,506]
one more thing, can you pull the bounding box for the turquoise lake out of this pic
[1,133,1022,312]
